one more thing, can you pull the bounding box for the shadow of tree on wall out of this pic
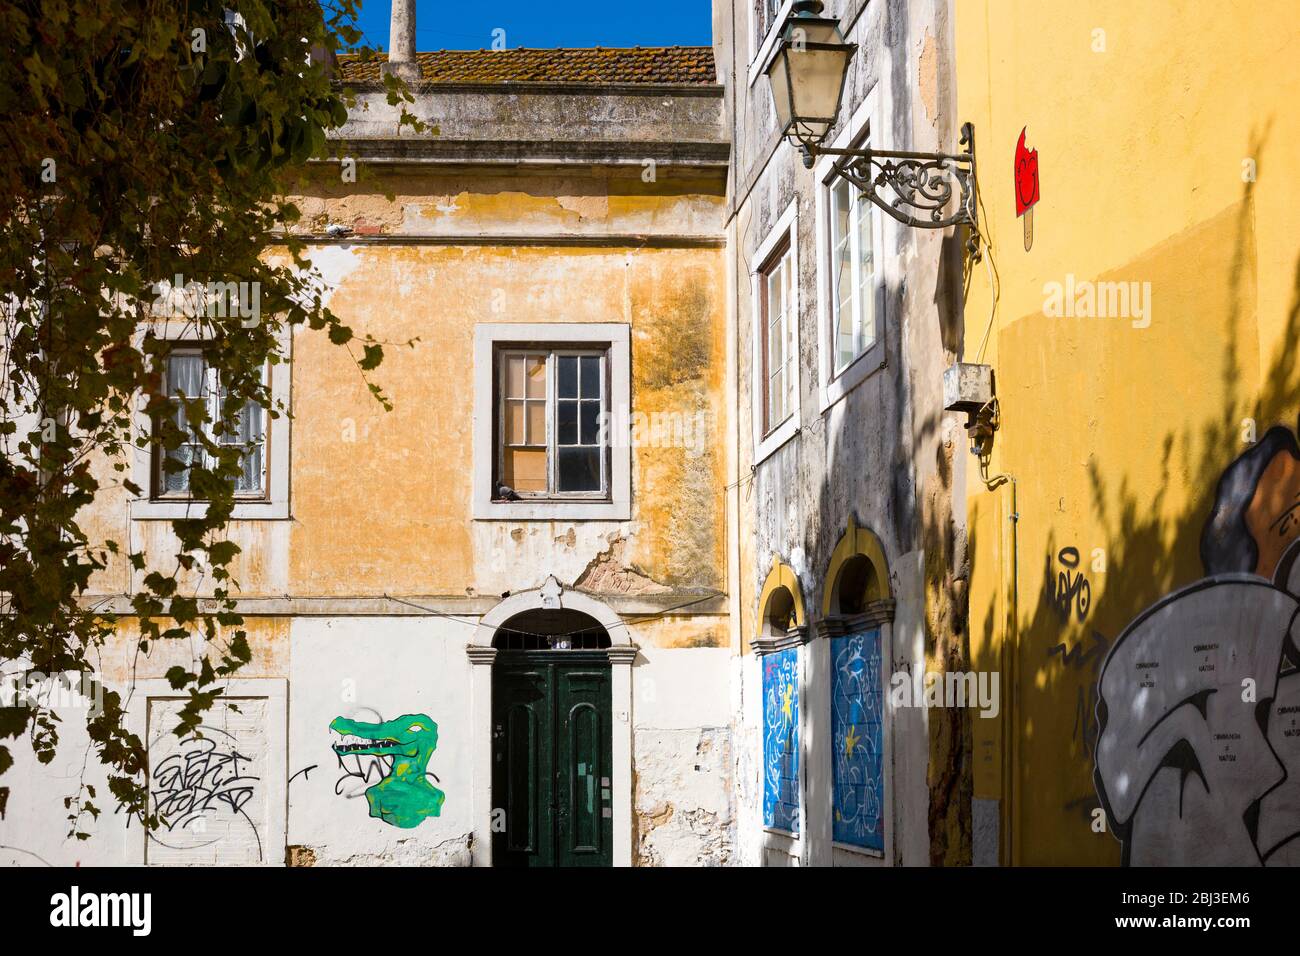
[977,140,1300,864]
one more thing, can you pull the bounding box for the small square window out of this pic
[495,348,609,500]
[153,348,268,500]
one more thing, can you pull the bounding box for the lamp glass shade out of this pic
[766,16,854,149]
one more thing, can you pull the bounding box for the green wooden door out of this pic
[492,653,612,867]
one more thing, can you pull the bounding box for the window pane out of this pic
[525,356,547,398]
[163,445,199,493]
[505,355,526,398]
[580,356,600,398]
[855,193,876,354]
[504,447,547,493]
[237,443,263,493]
[767,298,783,378]
[505,399,526,444]
[166,353,204,397]
[171,400,197,439]
[220,400,263,445]
[557,355,578,398]
[526,401,546,444]
[557,400,578,445]
[769,364,785,426]
[831,182,854,371]
[579,401,600,444]
[557,446,600,492]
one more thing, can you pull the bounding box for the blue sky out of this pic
[345,0,713,52]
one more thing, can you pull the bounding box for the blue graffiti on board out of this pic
[831,630,884,851]
[762,646,799,833]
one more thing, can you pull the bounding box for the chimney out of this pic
[383,0,420,83]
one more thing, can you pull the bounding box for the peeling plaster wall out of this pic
[282,237,728,599]
[2,618,740,866]
[632,648,734,865]
[718,0,969,865]
[13,74,739,867]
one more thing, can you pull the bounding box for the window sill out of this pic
[753,413,800,467]
[832,840,885,859]
[763,826,800,841]
[474,498,630,521]
[130,498,290,521]
[819,341,885,414]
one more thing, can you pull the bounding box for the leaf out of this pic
[206,540,241,565]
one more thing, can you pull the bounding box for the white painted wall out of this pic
[1,616,742,867]
[288,616,476,865]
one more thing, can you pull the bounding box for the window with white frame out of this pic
[752,0,785,55]
[497,349,607,498]
[828,174,876,374]
[758,238,796,436]
[815,89,888,413]
[473,323,631,521]
[748,0,796,91]
[154,348,267,498]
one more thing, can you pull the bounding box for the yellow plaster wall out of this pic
[957,0,1300,864]
[283,240,727,597]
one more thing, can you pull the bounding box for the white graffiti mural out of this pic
[1096,422,1300,864]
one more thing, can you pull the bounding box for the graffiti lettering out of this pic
[1046,546,1091,623]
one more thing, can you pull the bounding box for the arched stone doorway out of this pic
[467,576,635,866]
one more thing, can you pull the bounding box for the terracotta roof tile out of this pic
[337,46,716,85]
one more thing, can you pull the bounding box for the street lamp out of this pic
[764,0,980,260]
[765,0,856,164]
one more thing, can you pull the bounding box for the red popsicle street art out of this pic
[1015,127,1040,250]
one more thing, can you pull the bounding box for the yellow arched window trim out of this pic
[821,516,892,618]
[757,558,807,632]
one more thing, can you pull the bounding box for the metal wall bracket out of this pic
[818,122,980,262]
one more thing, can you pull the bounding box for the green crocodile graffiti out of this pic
[329,713,445,828]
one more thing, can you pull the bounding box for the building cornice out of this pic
[280,232,725,249]
[312,138,730,168]
[336,80,725,98]
[78,589,728,619]
[816,601,897,638]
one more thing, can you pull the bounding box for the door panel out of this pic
[492,663,554,866]
[492,654,611,867]
[556,667,613,866]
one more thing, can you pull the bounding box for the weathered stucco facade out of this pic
[3,45,740,868]
[717,0,970,866]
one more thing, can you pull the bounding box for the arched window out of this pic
[822,518,893,856]
[755,559,807,836]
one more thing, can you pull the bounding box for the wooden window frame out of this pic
[494,347,609,501]
[150,346,270,502]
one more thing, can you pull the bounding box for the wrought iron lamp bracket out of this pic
[814,122,980,262]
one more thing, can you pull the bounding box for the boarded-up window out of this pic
[145,696,278,866]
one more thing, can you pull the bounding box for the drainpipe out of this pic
[383,0,420,84]
[982,467,1018,866]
